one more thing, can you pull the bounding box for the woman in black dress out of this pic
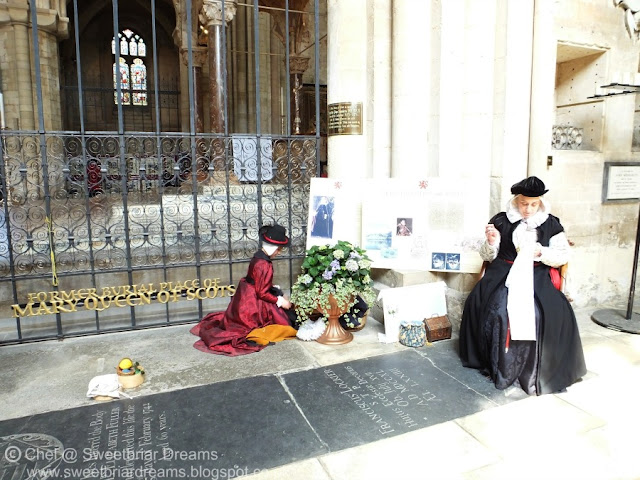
[459,176,586,395]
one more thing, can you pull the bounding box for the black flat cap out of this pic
[511,176,548,197]
[259,224,290,246]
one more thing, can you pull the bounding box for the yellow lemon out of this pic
[118,358,133,370]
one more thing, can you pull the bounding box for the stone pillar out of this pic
[327,0,369,179]
[391,0,430,179]
[180,47,207,132]
[436,0,464,179]
[370,0,392,179]
[527,0,555,179]
[200,0,237,133]
[0,2,68,131]
[14,23,35,130]
[498,0,534,198]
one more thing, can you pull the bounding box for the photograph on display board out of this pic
[431,252,461,271]
[446,253,461,271]
[396,218,413,236]
[305,178,361,249]
[361,183,431,270]
[364,217,395,257]
[363,214,426,267]
[310,195,334,239]
[431,252,445,270]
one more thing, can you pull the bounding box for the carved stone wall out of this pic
[0,1,68,130]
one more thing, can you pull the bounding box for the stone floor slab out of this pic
[413,339,530,405]
[281,349,519,452]
[0,375,327,479]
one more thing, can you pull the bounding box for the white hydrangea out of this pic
[345,259,359,272]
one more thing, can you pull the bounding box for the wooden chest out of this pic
[423,315,452,342]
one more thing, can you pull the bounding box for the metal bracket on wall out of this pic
[587,83,640,99]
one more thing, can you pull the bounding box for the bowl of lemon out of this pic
[116,357,145,389]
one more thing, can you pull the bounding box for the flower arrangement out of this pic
[116,357,145,376]
[116,357,145,389]
[291,240,376,325]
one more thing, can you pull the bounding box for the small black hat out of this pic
[510,176,548,197]
[259,224,290,246]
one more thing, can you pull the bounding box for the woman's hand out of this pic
[485,224,499,245]
[280,298,292,310]
[534,243,542,258]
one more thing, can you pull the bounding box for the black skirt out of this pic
[459,258,586,395]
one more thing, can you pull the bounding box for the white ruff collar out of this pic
[505,196,550,229]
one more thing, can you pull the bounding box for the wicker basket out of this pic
[116,367,145,389]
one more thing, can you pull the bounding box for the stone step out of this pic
[368,268,478,332]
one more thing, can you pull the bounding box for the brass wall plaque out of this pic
[327,102,363,135]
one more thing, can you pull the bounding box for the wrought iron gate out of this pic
[0,0,325,344]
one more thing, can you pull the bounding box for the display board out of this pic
[306,177,489,273]
[361,178,488,272]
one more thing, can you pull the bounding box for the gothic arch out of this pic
[60,0,179,131]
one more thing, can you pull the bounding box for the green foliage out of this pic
[291,240,376,324]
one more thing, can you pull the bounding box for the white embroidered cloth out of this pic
[504,198,550,341]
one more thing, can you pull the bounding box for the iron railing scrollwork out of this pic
[0,132,317,343]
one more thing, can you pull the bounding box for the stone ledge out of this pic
[369,268,479,333]
[371,267,439,289]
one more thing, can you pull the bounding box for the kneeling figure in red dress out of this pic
[190,224,298,356]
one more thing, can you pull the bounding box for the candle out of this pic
[280,86,284,117]
[0,93,5,129]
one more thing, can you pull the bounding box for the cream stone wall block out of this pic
[391,0,429,179]
[460,0,496,182]
[436,0,463,178]
[0,0,67,131]
[370,0,391,179]
[499,0,534,195]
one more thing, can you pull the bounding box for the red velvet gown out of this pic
[190,250,292,356]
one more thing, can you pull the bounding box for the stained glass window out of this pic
[113,58,130,104]
[131,59,147,106]
[112,29,147,106]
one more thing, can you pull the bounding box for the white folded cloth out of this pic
[296,319,326,341]
[86,373,132,399]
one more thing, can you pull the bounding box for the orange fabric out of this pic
[246,324,298,345]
